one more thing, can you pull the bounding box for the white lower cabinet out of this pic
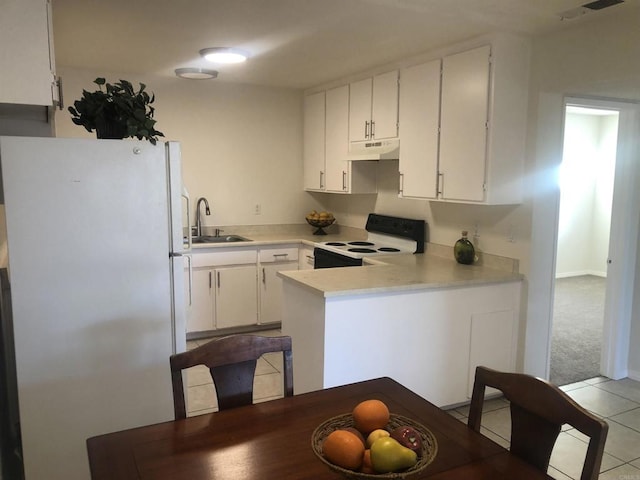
[298,245,315,270]
[258,246,299,325]
[215,265,259,329]
[186,248,258,333]
[187,245,302,334]
[260,262,298,325]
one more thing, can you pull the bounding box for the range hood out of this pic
[347,138,399,160]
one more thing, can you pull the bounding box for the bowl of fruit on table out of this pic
[311,400,438,479]
[305,210,335,235]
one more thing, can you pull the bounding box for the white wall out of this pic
[527,12,640,378]
[54,68,323,228]
[555,112,617,278]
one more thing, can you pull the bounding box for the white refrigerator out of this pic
[0,136,189,480]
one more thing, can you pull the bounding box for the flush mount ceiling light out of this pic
[200,47,249,64]
[175,68,219,80]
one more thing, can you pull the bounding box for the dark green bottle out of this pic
[454,231,475,265]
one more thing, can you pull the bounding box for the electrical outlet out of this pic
[254,204,261,215]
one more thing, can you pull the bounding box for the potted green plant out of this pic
[68,77,164,145]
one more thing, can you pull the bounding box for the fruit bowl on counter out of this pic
[311,400,438,479]
[305,210,335,235]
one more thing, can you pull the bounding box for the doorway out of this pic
[549,105,618,386]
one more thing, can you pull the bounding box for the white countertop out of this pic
[187,224,522,297]
[279,252,522,297]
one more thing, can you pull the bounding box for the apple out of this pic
[389,426,422,457]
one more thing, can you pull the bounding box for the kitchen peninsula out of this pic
[278,245,522,407]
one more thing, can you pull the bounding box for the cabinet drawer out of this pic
[259,247,299,263]
[191,249,257,268]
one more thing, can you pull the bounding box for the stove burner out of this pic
[348,248,377,253]
[348,241,375,246]
[325,242,346,246]
[378,247,401,252]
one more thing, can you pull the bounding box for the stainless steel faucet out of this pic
[194,197,210,237]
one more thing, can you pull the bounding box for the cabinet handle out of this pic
[371,120,376,139]
[399,173,404,195]
[273,253,289,259]
[342,171,347,191]
[364,121,370,139]
[437,172,444,198]
[262,267,266,284]
[208,271,212,289]
[53,76,64,110]
[319,171,325,189]
[217,271,220,289]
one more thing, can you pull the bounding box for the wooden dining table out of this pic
[87,377,554,479]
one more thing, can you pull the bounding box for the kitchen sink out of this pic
[191,235,252,244]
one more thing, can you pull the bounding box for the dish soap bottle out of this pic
[454,231,475,265]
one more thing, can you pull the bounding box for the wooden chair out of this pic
[468,366,608,480]
[170,334,293,419]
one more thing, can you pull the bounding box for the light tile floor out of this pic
[186,332,640,479]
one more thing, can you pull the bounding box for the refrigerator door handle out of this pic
[186,255,192,306]
[182,188,192,251]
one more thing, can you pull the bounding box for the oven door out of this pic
[313,248,363,269]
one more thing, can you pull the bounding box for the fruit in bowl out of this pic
[312,399,438,478]
[305,210,335,235]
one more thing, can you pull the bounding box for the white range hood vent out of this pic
[347,138,399,160]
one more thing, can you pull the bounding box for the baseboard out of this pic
[555,271,607,279]
[628,369,640,382]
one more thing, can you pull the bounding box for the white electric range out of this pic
[313,214,426,268]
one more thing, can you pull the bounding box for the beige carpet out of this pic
[549,275,605,386]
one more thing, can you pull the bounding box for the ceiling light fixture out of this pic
[200,47,249,64]
[175,68,218,80]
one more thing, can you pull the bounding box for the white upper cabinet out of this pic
[439,45,491,202]
[303,86,377,194]
[349,71,399,143]
[0,0,57,106]
[398,60,441,199]
[439,37,530,204]
[397,35,530,204]
[303,91,325,191]
[324,85,350,192]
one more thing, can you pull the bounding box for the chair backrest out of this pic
[170,334,293,419]
[468,366,608,480]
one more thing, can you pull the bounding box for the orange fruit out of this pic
[352,399,390,434]
[360,449,375,473]
[322,429,365,470]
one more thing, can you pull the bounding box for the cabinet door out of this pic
[325,85,350,192]
[215,265,258,328]
[260,262,298,325]
[399,61,441,199]
[440,45,490,202]
[303,92,326,190]
[298,246,315,270]
[349,78,373,142]
[371,70,399,140]
[187,269,215,332]
[0,0,55,105]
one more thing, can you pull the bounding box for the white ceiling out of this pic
[51,0,637,89]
